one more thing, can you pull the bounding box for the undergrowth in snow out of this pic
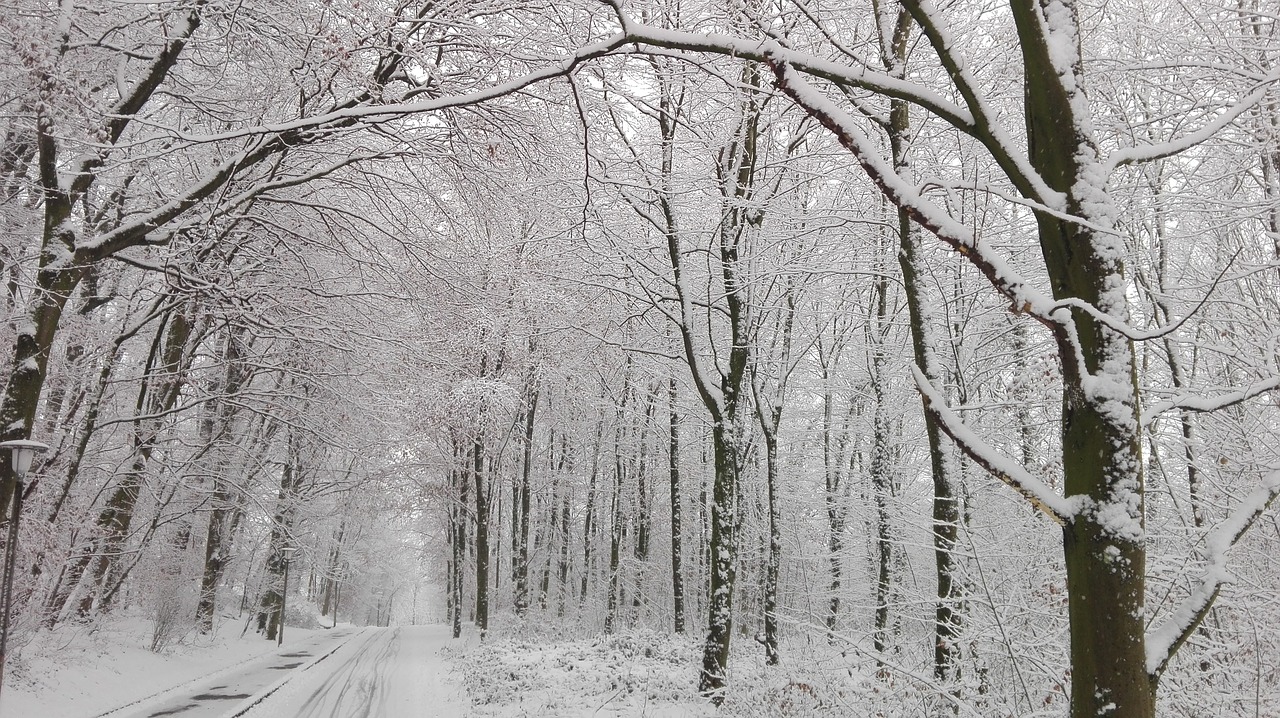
[456,629,713,717]
[453,625,897,717]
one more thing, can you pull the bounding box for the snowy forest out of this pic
[1,1,1279,717]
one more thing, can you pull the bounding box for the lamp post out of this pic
[0,439,49,702]
[278,546,295,647]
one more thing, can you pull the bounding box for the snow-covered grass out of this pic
[6,610,338,718]
[452,625,896,717]
[455,628,714,717]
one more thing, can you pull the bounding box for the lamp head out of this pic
[0,440,50,478]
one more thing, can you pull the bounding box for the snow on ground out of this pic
[457,630,714,718]
[240,625,468,718]
[458,629,886,718]
[12,614,878,718]
[5,612,343,718]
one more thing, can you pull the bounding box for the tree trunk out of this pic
[580,422,602,605]
[760,425,780,666]
[80,308,193,614]
[321,519,345,620]
[195,331,258,632]
[605,385,628,634]
[0,240,87,524]
[634,389,654,596]
[451,437,468,639]
[1009,1,1153,712]
[472,434,490,635]
[877,7,965,686]
[867,245,896,661]
[257,433,304,642]
[700,421,741,700]
[820,357,849,643]
[668,376,685,634]
[557,480,572,617]
[514,370,538,616]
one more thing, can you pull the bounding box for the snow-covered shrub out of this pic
[456,629,713,716]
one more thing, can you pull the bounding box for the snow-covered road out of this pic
[106,628,358,718]
[107,626,467,718]
[237,625,467,718]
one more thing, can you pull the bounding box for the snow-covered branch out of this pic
[1105,80,1276,171]
[608,26,975,131]
[1146,468,1280,677]
[132,34,635,147]
[763,57,1064,331]
[1142,376,1280,427]
[911,366,1073,525]
[66,2,206,197]
[611,15,1062,207]
[899,0,1059,205]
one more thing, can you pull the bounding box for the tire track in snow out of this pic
[288,628,399,718]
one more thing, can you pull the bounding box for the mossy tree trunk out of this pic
[1008,1,1152,714]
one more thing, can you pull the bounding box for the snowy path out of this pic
[107,628,362,718]
[237,625,467,718]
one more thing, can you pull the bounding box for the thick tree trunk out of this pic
[557,479,572,617]
[699,422,740,700]
[1010,1,1153,713]
[695,61,757,704]
[0,259,86,522]
[605,388,628,634]
[320,519,345,620]
[868,258,896,661]
[539,476,557,610]
[195,331,256,632]
[80,309,193,614]
[634,390,654,593]
[196,490,233,633]
[257,438,303,642]
[604,481,621,634]
[760,427,780,666]
[450,437,468,639]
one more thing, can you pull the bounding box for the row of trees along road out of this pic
[2,1,1279,717]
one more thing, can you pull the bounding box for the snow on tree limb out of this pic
[1104,80,1278,171]
[898,0,1060,206]
[1143,376,1280,427]
[607,14,1062,206]
[911,366,1073,525]
[62,4,206,197]
[1145,468,1280,677]
[74,32,630,261]
[761,57,1065,332]
[130,34,635,146]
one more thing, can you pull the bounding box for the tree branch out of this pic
[1146,468,1280,677]
[912,366,1072,525]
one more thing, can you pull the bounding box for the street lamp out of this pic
[0,439,49,702]
[278,546,296,647]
